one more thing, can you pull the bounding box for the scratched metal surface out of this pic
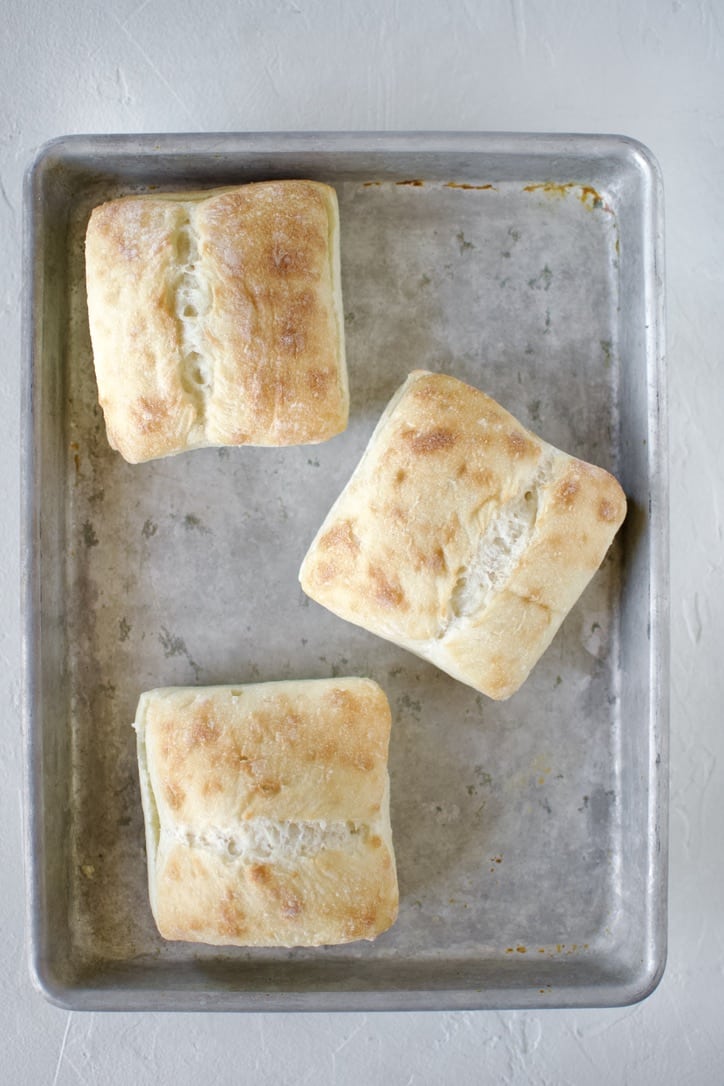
[23,133,667,1010]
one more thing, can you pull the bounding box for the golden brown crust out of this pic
[300,371,627,700]
[135,680,398,947]
[154,836,398,947]
[85,181,347,463]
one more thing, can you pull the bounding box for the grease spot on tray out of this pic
[424,802,460,825]
[82,520,99,548]
[397,692,422,719]
[456,230,474,254]
[159,626,201,680]
[183,513,211,534]
[445,181,497,191]
[600,339,614,367]
[160,628,185,655]
[528,265,553,291]
[523,181,612,213]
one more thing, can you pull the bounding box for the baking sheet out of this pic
[22,133,668,1011]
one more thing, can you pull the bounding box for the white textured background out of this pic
[3,1,723,1083]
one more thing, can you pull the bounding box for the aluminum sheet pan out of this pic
[22,133,668,1011]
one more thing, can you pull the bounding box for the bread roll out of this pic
[134,679,398,947]
[299,371,627,701]
[85,181,347,463]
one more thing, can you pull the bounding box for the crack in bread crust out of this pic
[172,210,213,433]
[166,818,370,865]
[443,449,556,634]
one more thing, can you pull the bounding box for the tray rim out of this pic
[21,130,668,1013]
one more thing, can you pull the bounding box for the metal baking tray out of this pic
[22,132,667,1011]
